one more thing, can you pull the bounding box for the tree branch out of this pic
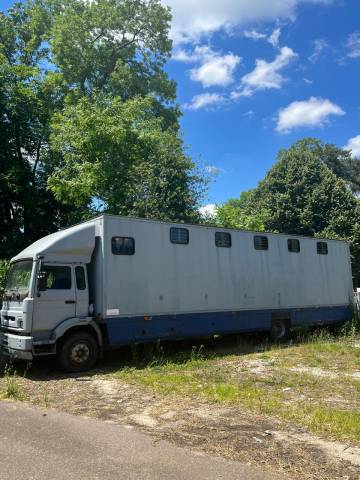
[119,30,142,50]
[15,123,23,164]
[31,138,42,188]
[91,29,105,44]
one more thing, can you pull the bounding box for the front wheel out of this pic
[270,319,290,343]
[57,332,99,372]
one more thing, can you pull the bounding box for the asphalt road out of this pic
[0,401,284,480]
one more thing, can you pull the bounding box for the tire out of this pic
[57,332,99,372]
[270,319,290,343]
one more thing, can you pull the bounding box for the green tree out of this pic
[45,0,203,220]
[47,0,178,121]
[49,95,203,221]
[0,0,205,259]
[0,260,10,299]
[0,2,79,259]
[253,140,360,282]
[256,143,356,238]
[286,138,360,193]
[216,191,265,230]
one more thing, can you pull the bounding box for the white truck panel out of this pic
[100,216,353,317]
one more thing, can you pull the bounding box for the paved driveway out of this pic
[0,401,284,480]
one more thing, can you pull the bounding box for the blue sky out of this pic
[163,0,360,213]
[3,0,360,212]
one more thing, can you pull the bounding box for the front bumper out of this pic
[0,331,33,361]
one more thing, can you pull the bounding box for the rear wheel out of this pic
[57,332,99,372]
[270,319,290,343]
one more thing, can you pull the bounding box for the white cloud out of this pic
[346,32,360,59]
[171,49,197,62]
[244,27,281,47]
[243,29,267,41]
[163,0,334,45]
[303,77,313,84]
[205,165,227,174]
[243,109,255,118]
[276,96,345,133]
[173,45,241,87]
[171,45,213,63]
[344,134,360,158]
[268,27,281,47]
[190,52,241,87]
[199,204,217,217]
[309,38,329,63]
[183,92,226,110]
[232,46,297,98]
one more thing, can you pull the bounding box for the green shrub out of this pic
[0,364,25,401]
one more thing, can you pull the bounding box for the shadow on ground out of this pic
[0,331,284,380]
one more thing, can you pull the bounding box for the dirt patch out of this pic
[1,368,359,480]
[291,366,360,380]
[271,431,360,467]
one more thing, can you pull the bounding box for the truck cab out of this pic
[0,221,102,372]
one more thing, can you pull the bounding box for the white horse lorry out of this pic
[0,215,354,372]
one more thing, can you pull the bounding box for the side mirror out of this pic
[37,272,47,292]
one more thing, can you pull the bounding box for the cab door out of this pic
[33,264,76,332]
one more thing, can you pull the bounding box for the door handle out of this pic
[65,300,76,304]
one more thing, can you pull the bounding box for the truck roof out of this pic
[12,221,96,263]
[11,213,348,263]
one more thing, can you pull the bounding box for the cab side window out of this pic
[42,266,72,290]
[75,266,86,290]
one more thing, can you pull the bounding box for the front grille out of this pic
[1,328,26,336]
[0,333,8,348]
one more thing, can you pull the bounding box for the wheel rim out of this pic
[273,320,286,339]
[70,342,90,365]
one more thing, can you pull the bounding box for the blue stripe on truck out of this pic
[103,305,352,346]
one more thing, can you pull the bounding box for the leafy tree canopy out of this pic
[49,95,204,221]
[0,1,77,258]
[0,0,205,258]
[256,143,357,238]
[215,191,265,231]
[284,138,360,193]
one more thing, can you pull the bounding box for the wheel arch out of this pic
[52,318,103,355]
[270,313,291,342]
[271,311,291,324]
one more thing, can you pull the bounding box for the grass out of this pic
[308,407,360,440]
[114,322,360,442]
[0,363,25,401]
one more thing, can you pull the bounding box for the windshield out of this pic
[5,260,33,294]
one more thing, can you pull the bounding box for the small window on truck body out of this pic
[288,238,300,253]
[254,235,268,251]
[317,241,328,255]
[111,237,135,255]
[170,227,189,244]
[215,232,231,248]
[42,266,72,290]
[75,266,86,290]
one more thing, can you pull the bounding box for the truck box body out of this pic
[0,215,354,365]
[97,216,353,344]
